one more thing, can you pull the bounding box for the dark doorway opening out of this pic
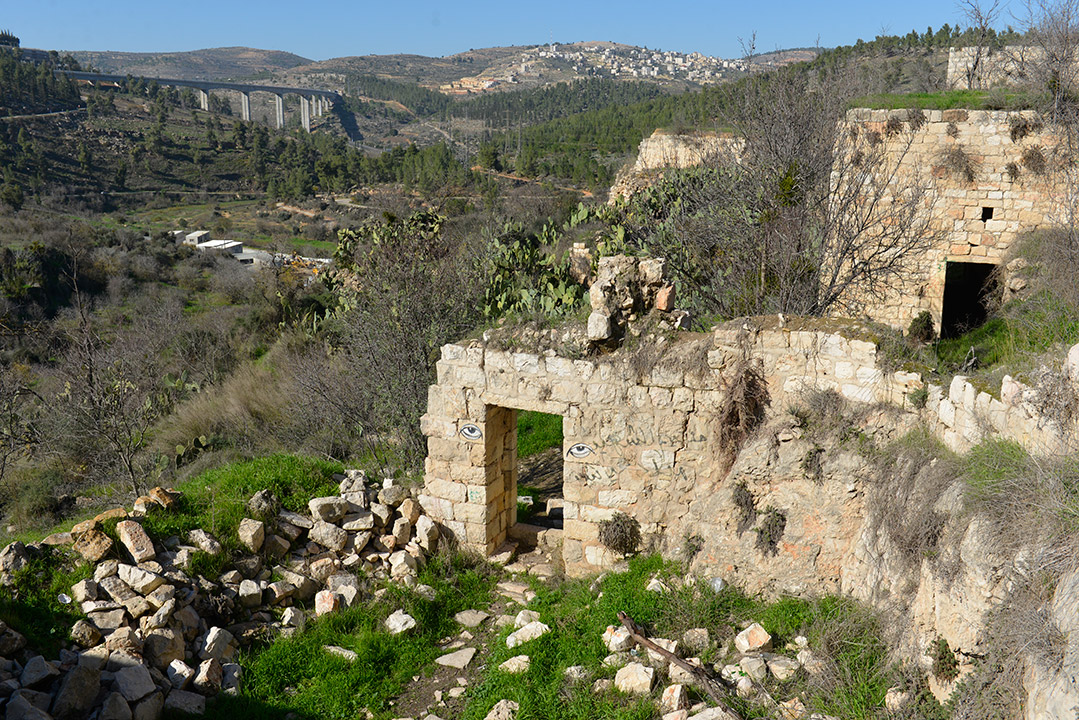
[981,206,994,222]
[941,261,997,338]
[516,410,564,530]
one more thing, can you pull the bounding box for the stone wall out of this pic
[838,108,1061,330]
[945,45,1031,89]
[421,316,1077,575]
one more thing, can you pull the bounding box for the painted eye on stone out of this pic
[567,443,593,458]
[459,424,483,441]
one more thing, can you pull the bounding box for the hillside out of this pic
[67,46,311,81]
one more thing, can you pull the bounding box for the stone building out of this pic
[838,107,1061,335]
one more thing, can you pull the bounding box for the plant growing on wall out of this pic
[598,512,642,557]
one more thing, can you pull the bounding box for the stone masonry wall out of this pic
[421,317,1077,577]
[839,108,1061,330]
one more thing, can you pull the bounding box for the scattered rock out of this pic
[603,625,634,652]
[739,655,767,681]
[163,689,206,715]
[73,529,114,563]
[309,497,350,523]
[323,645,358,662]
[454,610,489,628]
[237,519,264,552]
[660,683,689,713]
[385,610,417,635]
[614,662,655,695]
[767,655,800,681]
[315,589,341,617]
[499,655,530,673]
[514,609,540,629]
[734,623,772,653]
[310,521,348,552]
[506,621,550,648]
[114,664,156,703]
[188,529,222,555]
[435,648,476,669]
[115,521,155,563]
[193,658,223,696]
[483,699,519,720]
[168,659,195,689]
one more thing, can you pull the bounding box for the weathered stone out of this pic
[767,655,800,681]
[603,625,634,652]
[263,534,290,558]
[281,607,305,630]
[188,529,222,555]
[389,550,418,578]
[200,626,235,660]
[278,509,313,530]
[455,609,489,628]
[117,564,164,594]
[0,542,30,574]
[514,609,541,628]
[414,514,440,552]
[682,628,710,654]
[163,689,206,715]
[614,662,655,695]
[506,621,550,649]
[499,655,530,673]
[168,659,195,689]
[315,589,340,616]
[323,645,357,662]
[144,627,184,669]
[5,693,53,720]
[587,311,613,341]
[20,655,60,688]
[734,623,772,653]
[655,285,675,311]
[309,521,347,552]
[739,655,767,681]
[660,683,689,713]
[436,647,477,669]
[148,486,179,510]
[116,521,155,563]
[70,619,102,648]
[106,626,142,654]
[193,658,223,696]
[73,529,114,562]
[391,517,412,546]
[378,485,407,507]
[114,664,156,702]
[308,497,350,523]
[222,663,242,694]
[99,692,133,720]
[50,664,100,720]
[239,579,262,608]
[88,608,127,632]
[237,518,264,552]
[246,489,278,518]
[483,699,519,720]
[385,609,417,635]
[133,691,163,720]
[398,498,421,524]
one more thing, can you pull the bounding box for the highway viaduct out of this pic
[59,70,340,132]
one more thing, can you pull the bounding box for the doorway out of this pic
[515,410,565,530]
[940,261,997,339]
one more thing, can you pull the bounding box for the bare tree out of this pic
[619,67,937,320]
[1015,0,1079,118]
[959,0,1005,89]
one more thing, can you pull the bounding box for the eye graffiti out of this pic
[567,443,594,459]
[459,423,483,441]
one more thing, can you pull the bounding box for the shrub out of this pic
[930,637,960,681]
[754,506,787,556]
[907,310,936,344]
[1008,115,1042,143]
[1021,145,1047,175]
[940,145,977,183]
[732,480,756,533]
[598,512,641,557]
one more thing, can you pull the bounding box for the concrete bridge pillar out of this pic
[274,94,284,129]
[240,92,251,122]
[301,95,311,132]
[198,89,209,112]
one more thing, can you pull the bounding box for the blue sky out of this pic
[9,0,1001,60]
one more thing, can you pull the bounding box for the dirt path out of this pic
[471,166,594,198]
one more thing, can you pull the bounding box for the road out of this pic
[0,108,86,122]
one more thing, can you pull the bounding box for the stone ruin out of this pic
[0,471,441,719]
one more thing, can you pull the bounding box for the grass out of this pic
[195,551,497,720]
[517,410,563,459]
[852,88,1037,111]
[460,555,908,720]
[139,455,342,576]
[0,548,92,656]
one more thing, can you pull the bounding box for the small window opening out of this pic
[941,261,998,339]
[981,206,994,222]
[516,411,564,530]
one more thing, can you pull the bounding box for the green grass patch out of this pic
[0,548,91,656]
[138,455,342,575]
[851,89,1036,111]
[517,411,563,459]
[198,551,496,720]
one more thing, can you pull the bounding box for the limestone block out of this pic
[116,521,155,563]
[614,662,655,695]
[734,623,772,653]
